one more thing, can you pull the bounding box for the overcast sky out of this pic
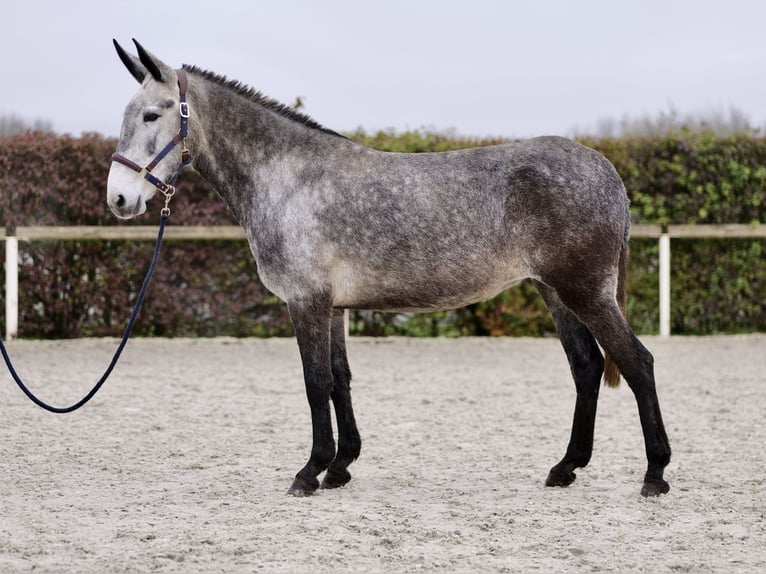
[2,0,764,139]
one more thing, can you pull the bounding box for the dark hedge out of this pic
[0,129,764,338]
[0,132,289,338]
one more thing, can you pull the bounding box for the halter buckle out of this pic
[179,102,190,118]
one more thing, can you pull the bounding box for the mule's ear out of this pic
[113,39,146,84]
[133,39,167,83]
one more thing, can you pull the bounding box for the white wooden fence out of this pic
[2,224,764,340]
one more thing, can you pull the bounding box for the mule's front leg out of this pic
[321,309,362,489]
[287,295,336,496]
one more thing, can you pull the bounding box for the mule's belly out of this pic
[329,258,529,312]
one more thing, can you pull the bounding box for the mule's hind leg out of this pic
[534,280,605,488]
[286,294,336,496]
[552,283,671,496]
[321,309,362,489]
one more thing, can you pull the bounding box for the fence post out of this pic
[4,231,19,340]
[658,233,671,337]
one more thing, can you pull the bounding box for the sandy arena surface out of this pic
[0,335,764,573]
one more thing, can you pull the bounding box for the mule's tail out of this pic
[603,229,629,388]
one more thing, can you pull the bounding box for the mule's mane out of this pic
[183,64,343,138]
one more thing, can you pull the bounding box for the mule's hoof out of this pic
[320,468,351,489]
[545,468,576,488]
[641,480,670,497]
[287,475,319,497]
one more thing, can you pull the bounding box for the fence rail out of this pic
[2,223,764,340]
[0,225,247,241]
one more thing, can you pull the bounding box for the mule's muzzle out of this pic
[109,193,146,219]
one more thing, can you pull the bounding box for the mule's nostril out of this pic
[116,195,126,208]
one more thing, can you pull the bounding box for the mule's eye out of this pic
[143,112,161,123]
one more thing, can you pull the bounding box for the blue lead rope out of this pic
[0,214,169,413]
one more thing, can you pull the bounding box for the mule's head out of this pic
[107,40,185,219]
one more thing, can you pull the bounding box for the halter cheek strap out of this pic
[111,69,192,215]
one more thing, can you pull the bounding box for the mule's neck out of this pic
[184,70,352,225]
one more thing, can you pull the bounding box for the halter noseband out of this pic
[111,69,192,216]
